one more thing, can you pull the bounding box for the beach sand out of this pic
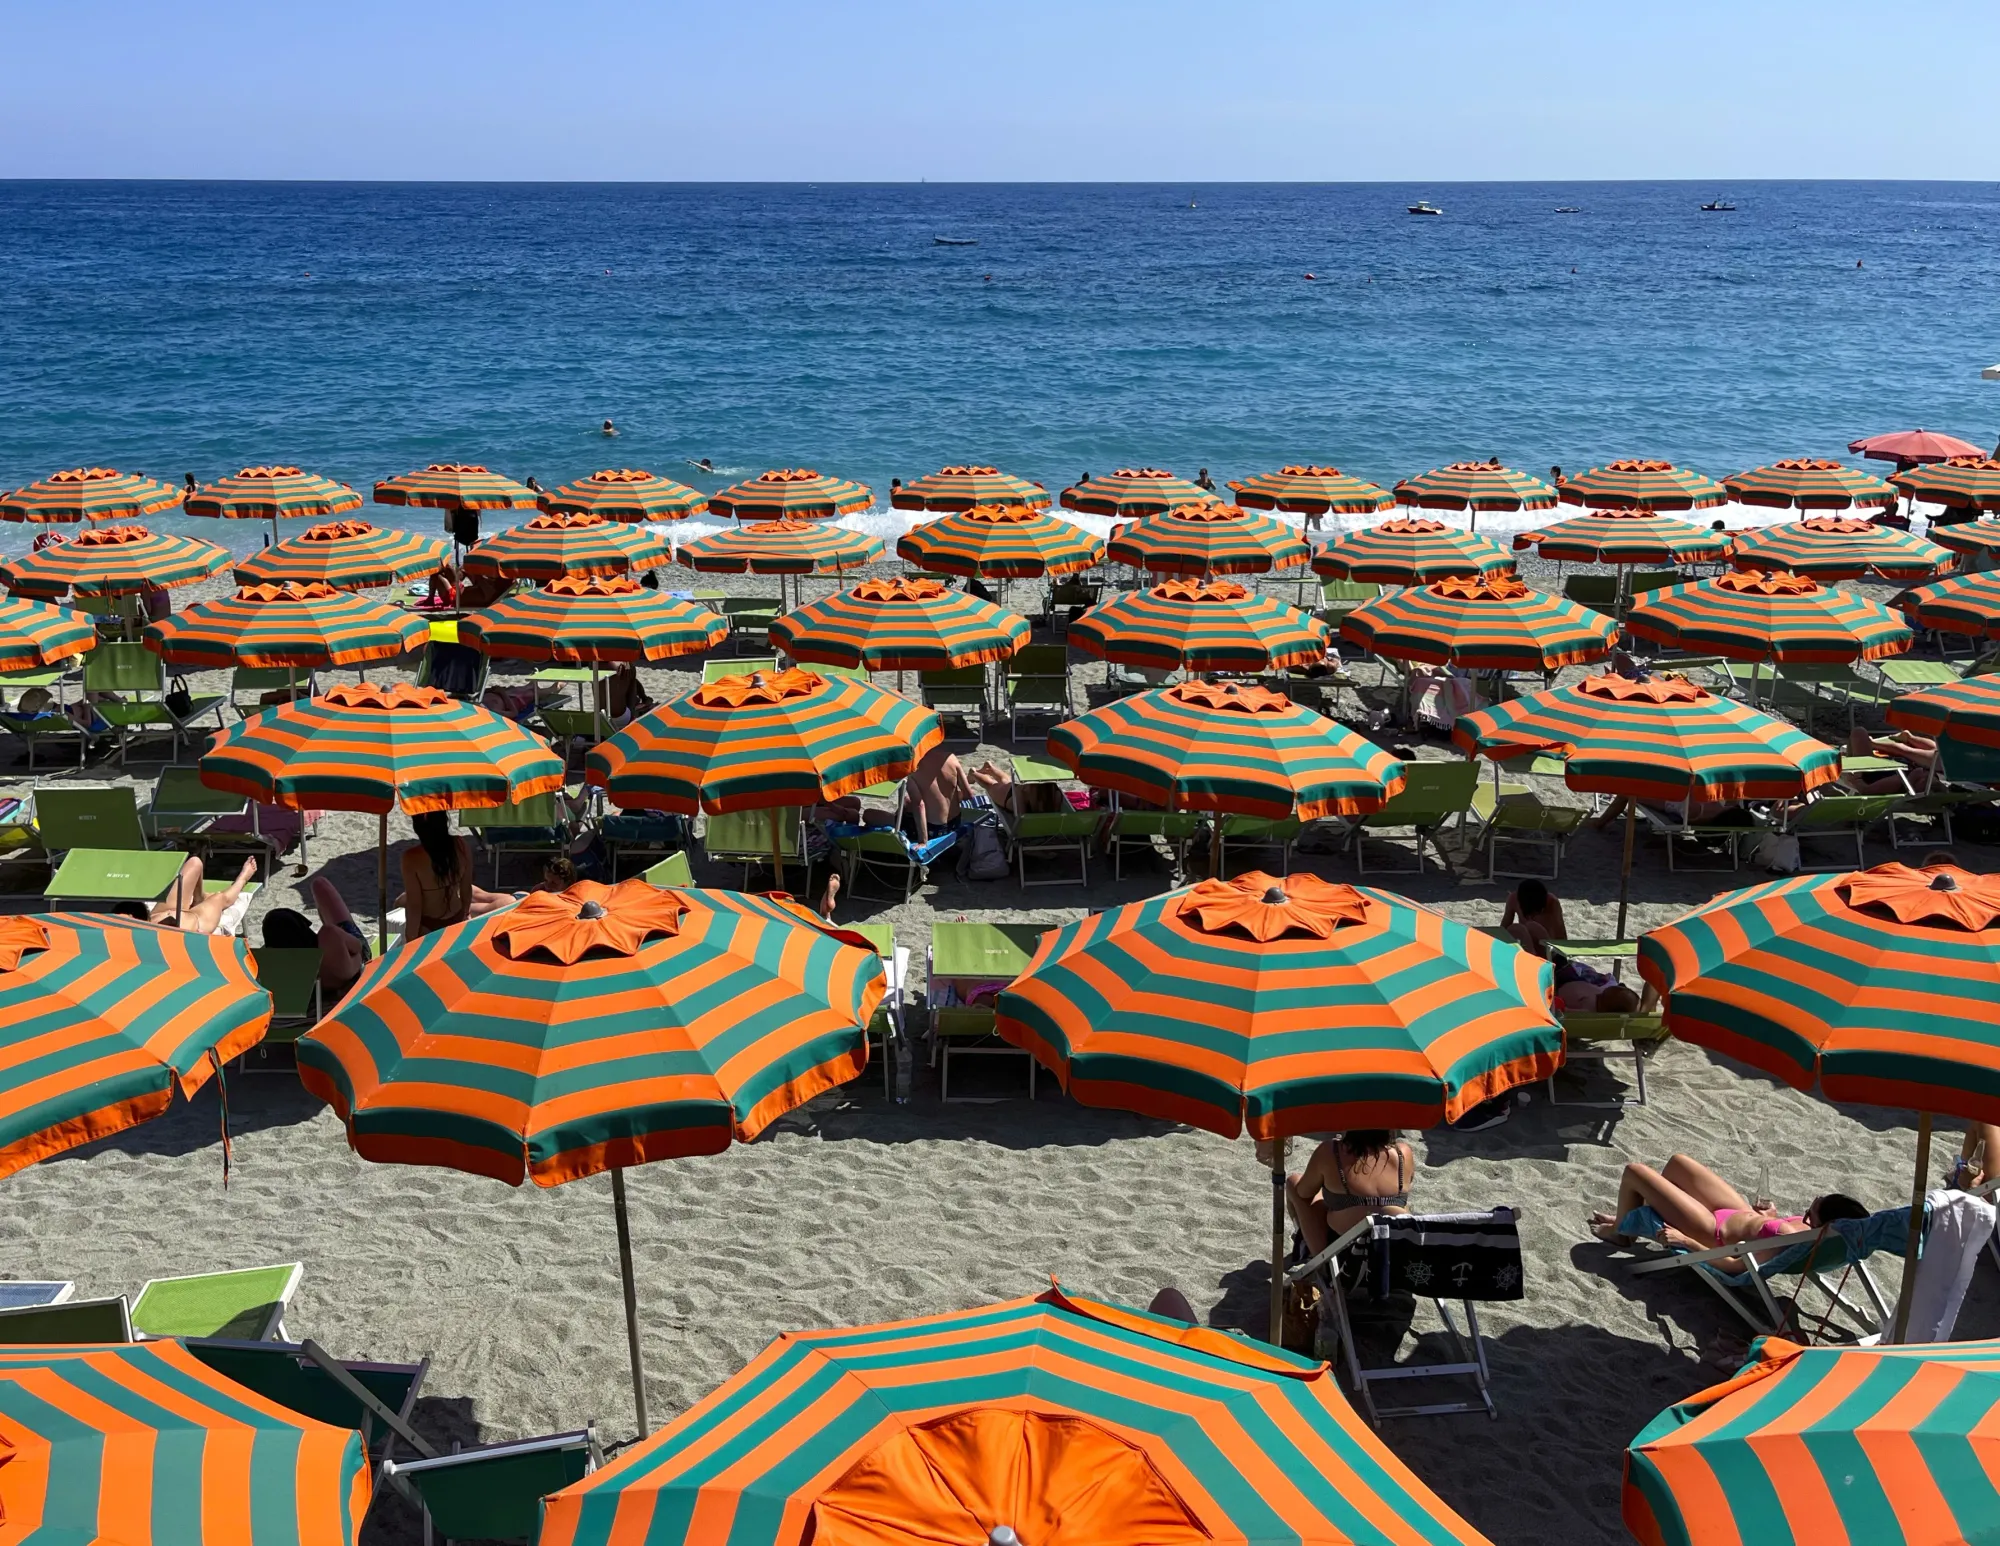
[5,556,1994,1545]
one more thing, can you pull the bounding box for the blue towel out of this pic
[825,822,958,864]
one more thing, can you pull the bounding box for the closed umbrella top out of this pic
[896,503,1104,577]
[232,518,451,590]
[1228,464,1396,515]
[1555,459,1727,510]
[185,465,364,521]
[539,468,708,522]
[0,466,183,524]
[1849,428,1984,464]
[1894,455,2000,512]
[891,464,1051,511]
[0,524,231,597]
[708,468,872,522]
[1394,461,1557,512]
[1724,458,1898,510]
[372,463,538,510]
[1060,467,1212,518]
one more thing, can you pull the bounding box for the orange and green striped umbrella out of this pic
[1311,517,1514,585]
[890,464,1051,511]
[1393,461,1556,514]
[1886,678,2000,774]
[1050,680,1404,820]
[0,1340,371,1546]
[1228,464,1396,517]
[232,519,451,591]
[184,465,364,540]
[0,913,270,1178]
[1106,502,1310,576]
[1898,571,2000,637]
[539,468,709,522]
[1624,1335,2000,1546]
[587,668,941,815]
[540,1284,1495,1546]
[0,466,183,524]
[1059,467,1211,518]
[1893,454,2000,512]
[1923,519,2000,561]
[676,518,882,576]
[1555,459,1726,510]
[896,504,1103,578]
[0,596,95,671]
[143,582,427,670]
[708,468,872,522]
[1341,575,1617,671]
[1728,516,1953,582]
[770,575,1029,672]
[1069,578,1328,674]
[459,575,726,665]
[0,524,230,597]
[371,462,538,511]
[1512,508,1729,566]
[461,512,670,582]
[1625,570,1912,663]
[1725,457,1899,510]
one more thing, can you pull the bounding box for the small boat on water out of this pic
[1408,201,1442,216]
[932,236,977,246]
[1554,206,1580,214]
[1700,199,1736,212]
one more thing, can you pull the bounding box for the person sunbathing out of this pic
[1843,726,1937,791]
[968,761,1068,815]
[149,854,260,935]
[1589,1154,1867,1261]
[1287,1130,1417,1257]
[262,879,370,1004]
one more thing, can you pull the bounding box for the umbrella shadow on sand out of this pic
[786,1090,1184,1152]
[45,1071,326,1167]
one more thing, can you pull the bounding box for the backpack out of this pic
[961,820,1009,880]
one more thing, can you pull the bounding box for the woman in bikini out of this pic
[1287,1130,1417,1257]
[1590,1154,1867,1261]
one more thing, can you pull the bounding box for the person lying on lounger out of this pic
[1589,1154,1867,1262]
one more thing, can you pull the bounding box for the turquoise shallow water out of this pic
[1,179,1996,554]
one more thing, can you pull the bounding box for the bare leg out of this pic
[467,885,511,917]
[148,854,207,925]
[1286,1142,1347,1256]
[310,875,355,930]
[1589,794,1629,831]
[1594,1163,1719,1244]
[1660,1154,1749,1213]
[819,872,840,921]
[183,855,257,934]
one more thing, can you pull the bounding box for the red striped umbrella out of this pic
[1625,569,1912,663]
[770,576,1029,672]
[1724,458,1898,510]
[676,519,882,576]
[0,467,183,524]
[1554,459,1727,510]
[1107,502,1310,577]
[1728,516,1953,582]
[184,464,363,541]
[1059,468,1211,519]
[1393,462,1556,527]
[1894,455,2000,512]
[1898,571,2000,637]
[1850,428,1984,465]
[896,505,1104,578]
[1227,464,1396,518]
[461,512,670,582]
[1512,508,1729,566]
[890,464,1051,511]
[1311,517,1514,585]
[1341,575,1617,671]
[539,468,708,522]
[143,581,427,670]
[0,596,95,672]
[372,462,539,512]
[232,519,451,591]
[1069,579,1329,674]
[708,468,872,522]
[0,524,229,597]
[459,575,727,664]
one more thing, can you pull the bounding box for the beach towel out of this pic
[1903,1188,1996,1343]
[1369,1209,1522,1302]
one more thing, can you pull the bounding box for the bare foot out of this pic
[1588,1215,1625,1244]
[818,873,840,921]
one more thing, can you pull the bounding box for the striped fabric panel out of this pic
[0,526,230,597]
[1624,1336,2000,1546]
[708,470,872,522]
[1725,458,1899,509]
[1059,468,1213,518]
[996,875,1561,1137]
[1886,678,2000,750]
[677,521,883,576]
[539,1289,1494,1546]
[1925,520,2000,558]
[185,466,364,521]
[890,466,1052,511]
[143,583,428,669]
[0,597,95,672]
[1105,505,1311,577]
[1340,578,1616,671]
[1068,582,1328,673]
[233,521,451,591]
[299,882,883,1184]
[1228,466,1396,516]
[539,469,709,522]
[0,468,184,524]
[371,463,538,510]
[1050,683,1404,819]
[1311,519,1515,584]
[896,507,1103,578]
[1624,572,1912,663]
[1893,457,2000,513]
[1554,460,1727,511]
[461,515,670,581]
[0,1340,371,1546]
[1638,863,2000,1114]
[1512,511,1729,566]
[459,579,727,664]
[586,669,942,813]
[769,579,1030,671]
[1728,518,1953,582]
[200,683,567,815]
[1897,572,2000,638]
[1392,463,1557,512]
[0,914,271,1178]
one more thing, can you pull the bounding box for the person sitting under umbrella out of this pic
[397,812,513,940]
[1285,1129,1418,1259]
[1589,1153,1867,1261]
[262,880,369,1004]
[148,854,260,936]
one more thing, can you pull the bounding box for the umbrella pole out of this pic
[1268,1136,1289,1345]
[1891,1112,1932,1343]
[610,1167,650,1436]
[1615,803,1637,941]
[770,805,784,894]
[377,812,389,955]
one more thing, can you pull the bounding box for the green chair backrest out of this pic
[933,1005,997,1040]
[251,948,324,1023]
[920,665,986,688]
[1113,811,1201,838]
[35,786,145,851]
[705,658,777,683]
[1373,759,1478,816]
[1221,816,1303,838]
[185,1340,420,1434]
[130,1263,298,1340]
[397,1436,594,1542]
[459,790,562,831]
[540,707,602,740]
[1562,574,1619,606]
[151,765,246,819]
[0,1295,133,1343]
[847,922,894,958]
[642,851,694,888]
[1320,580,1379,605]
[1625,569,1681,597]
[1009,643,1069,678]
[1014,811,1098,838]
[82,640,163,695]
[704,808,801,858]
[721,597,782,617]
[231,667,296,692]
[1797,793,1900,825]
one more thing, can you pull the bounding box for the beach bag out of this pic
[962,820,1008,880]
[1281,1278,1321,1354]
[1751,832,1801,874]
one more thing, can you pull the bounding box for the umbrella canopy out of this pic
[143,582,427,671]
[1050,680,1405,820]
[1228,464,1396,517]
[1922,518,2000,560]
[184,465,363,526]
[1341,575,1617,671]
[0,524,230,597]
[460,512,670,582]
[1068,578,1329,674]
[1554,459,1728,510]
[1894,455,2000,512]
[1393,461,1557,514]
[708,468,871,522]
[769,576,1029,672]
[587,668,942,814]
[1724,458,1898,510]
[371,462,538,512]
[0,596,94,672]
[896,504,1103,578]
[1512,508,1729,566]
[1106,502,1311,576]
[1850,428,1985,466]
[0,913,270,1177]
[676,519,882,575]
[233,519,451,591]
[1311,518,1515,585]
[539,1284,1495,1546]
[0,1340,372,1546]
[890,464,1050,511]
[1625,570,1913,663]
[1059,467,1212,518]
[1888,678,2000,763]
[458,576,727,666]
[1896,571,2000,637]
[1728,517,1953,582]
[0,466,183,524]
[539,468,708,522]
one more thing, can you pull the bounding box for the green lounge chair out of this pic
[0,666,87,769]
[1479,788,1587,880]
[1624,568,1682,600]
[721,598,781,654]
[1636,803,1767,872]
[702,807,803,887]
[1004,643,1072,739]
[1562,573,1620,617]
[0,1294,133,1343]
[412,639,489,701]
[1889,787,1997,849]
[1353,760,1479,874]
[919,664,989,742]
[83,640,226,765]
[385,1428,601,1545]
[35,784,149,855]
[75,592,140,639]
[1109,810,1200,882]
[43,849,190,905]
[1787,791,1900,871]
[459,789,571,885]
[141,764,249,843]
[642,850,694,887]
[704,656,776,683]
[131,1262,303,1342]
[1044,576,1101,630]
[0,1282,73,1311]
[928,921,1044,1101]
[230,666,312,717]
[1549,1009,1669,1108]
[1317,580,1379,625]
[1878,658,1963,691]
[599,809,686,880]
[248,947,323,1072]
[1010,810,1096,889]
[1218,815,1302,876]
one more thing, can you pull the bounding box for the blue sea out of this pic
[1,180,1996,554]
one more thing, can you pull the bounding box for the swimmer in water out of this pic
[693,458,713,473]
[602,419,619,437]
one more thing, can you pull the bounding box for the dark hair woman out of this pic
[1286,1129,1418,1256]
[1590,1153,1869,1263]
[401,811,473,940]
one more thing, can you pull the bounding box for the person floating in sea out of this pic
[690,458,714,473]
[1194,468,1216,491]
[524,475,541,492]
[601,419,619,437]
[183,472,197,496]
[1549,465,1563,485]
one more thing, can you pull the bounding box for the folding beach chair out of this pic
[1878,658,1963,693]
[0,1294,134,1344]
[599,809,686,880]
[1044,575,1100,631]
[1562,574,1620,617]
[247,947,323,1073]
[538,706,602,767]
[721,597,781,654]
[131,1262,303,1342]
[35,784,150,856]
[385,1427,601,1545]
[641,850,693,887]
[459,789,573,885]
[1109,809,1200,882]
[1351,760,1478,874]
[414,640,489,701]
[1624,569,1681,601]
[701,807,803,887]
[1785,791,1900,871]
[84,640,226,765]
[1478,788,1586,880]
[1004,643,1072,739]
[1217,816,1302,876]
[142,764,253,853]
[928,921,1044,1101]
[0,1282,73,1311]
[1889,787,1997,849]
[1637,803,1767,872]
[0,665,87,769]
[832,823,957,902]
[848,921,907,1099]
[1549,1007,1668,1108]
[1317,580,1378,628]
[230,666,314,717]
[920,664,989,742]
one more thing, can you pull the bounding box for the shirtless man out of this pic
[149,854,259,935]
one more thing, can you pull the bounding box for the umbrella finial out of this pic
[1262,885,1288,906]
[1931,872,1960,892]
[989,1529,1022,1546]
[578,899,608,919]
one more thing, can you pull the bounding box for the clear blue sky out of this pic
[4,0,1995,181]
